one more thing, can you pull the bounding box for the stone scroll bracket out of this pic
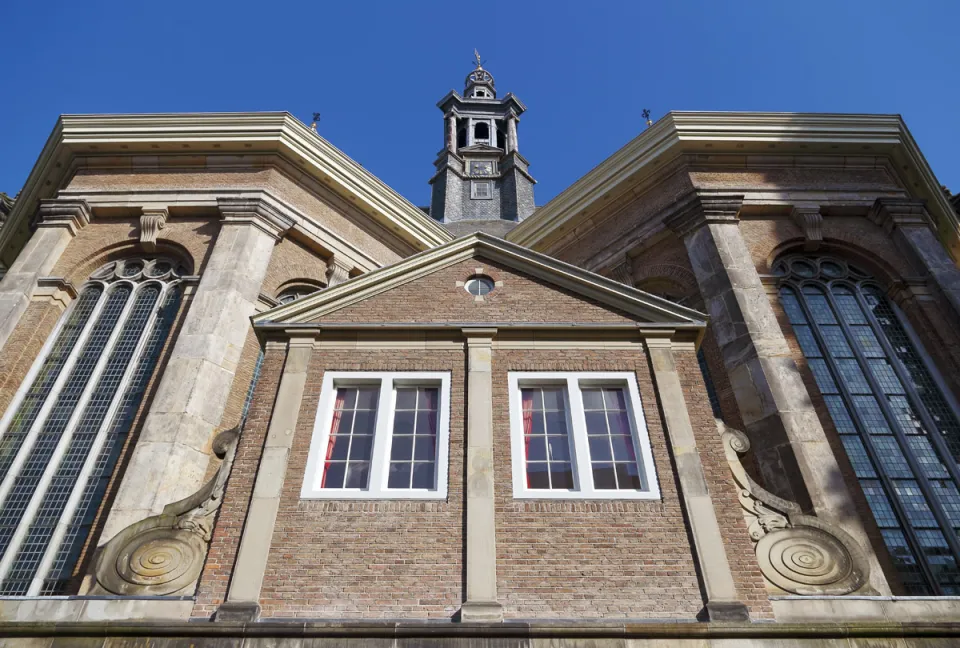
[91,428,240,597]
[719,420,872,596]
[139,207,168,253]
[790,204,823,252]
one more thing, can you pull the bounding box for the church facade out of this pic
[0,62,958,646]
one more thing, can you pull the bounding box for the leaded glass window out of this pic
[776,254,960,594]
[0,257,185,595]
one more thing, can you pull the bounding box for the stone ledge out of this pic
[771,595,960,624]
[0,596,194,623]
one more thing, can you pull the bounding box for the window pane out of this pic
[387,386,439,490]
[521,386,573,489]
[582,387,643,490]
[322,386,378,490]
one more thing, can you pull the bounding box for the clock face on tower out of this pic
[470,161,494,176]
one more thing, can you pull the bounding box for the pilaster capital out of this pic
[139,206,168,253]
[217,197,295,241]
[35,199,91,236]
[868,197,934,233]
[790,203,823,251]
[462,327,497,346]
[325,256,353,287]
[665,192,744,239]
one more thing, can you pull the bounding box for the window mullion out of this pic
[25,284,167,596]
[793,283,941,593]
[854,288,960,491]
[0,285,111,511]
[567,377,590,495]
[368,378,392,494]
[823,285,960,589]
[0,284,139,585]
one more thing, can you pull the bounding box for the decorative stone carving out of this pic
[720,421,869,595]
[790,204,822,251]
[92,428,239,596]
[325,257,352,287]
[609,256,634,286]
[139,208,168,253]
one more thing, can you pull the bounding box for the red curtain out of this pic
[521,390,533,487]
[322,390,347,488]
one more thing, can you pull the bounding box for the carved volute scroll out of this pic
[720,421,870,596]
[92,428,239,596]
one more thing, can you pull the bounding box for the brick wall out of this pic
[324,258,636,324]
[193,343,287,618]
[0,301,62,419]
[256,349,465,619]
[262,237,330,297]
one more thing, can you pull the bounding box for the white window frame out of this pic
[302,371,451,500]
[470,180,492,200]
[508,372,660,500]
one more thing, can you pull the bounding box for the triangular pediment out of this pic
[254,233,706,327]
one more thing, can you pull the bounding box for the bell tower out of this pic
[429,52,536,231]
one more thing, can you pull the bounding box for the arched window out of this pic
[0,257,185,595]
[474,122,489,142]
[776,254,960,594]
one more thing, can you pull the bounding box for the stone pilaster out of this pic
[645,337,749,621]
[102,197,293,541]
[869,198,960,319]
[0,199,89,352]
[217,336,313,622]
[506,114,518,154]
[460,328,502,623]
[667,191,887,593]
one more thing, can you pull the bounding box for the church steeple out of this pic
[429,53,536,231]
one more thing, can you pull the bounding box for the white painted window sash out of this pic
[302,371,451,500]
[0,280,149,584]
[26,282,174,595]
[508,372,660,500]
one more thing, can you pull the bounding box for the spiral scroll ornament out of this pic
[755,525,862,595]
[110,528,207,595]
[93,428,239,596]
[719,421,869,595]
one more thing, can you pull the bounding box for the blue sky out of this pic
[1,1,957,207]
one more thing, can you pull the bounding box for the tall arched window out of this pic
[776,254,960,594]
[0,257,185,595]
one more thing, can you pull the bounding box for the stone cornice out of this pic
[664,192,744,239]
[868,197,935,233]
[254,232,707,327]
[1,112,452,266]
[506,112,960,262]
[35,199,91,236]
[57,187,382,273]
[217,196,295,241]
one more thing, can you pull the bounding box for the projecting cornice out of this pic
[0,112,453,265]
[506,112,960,262]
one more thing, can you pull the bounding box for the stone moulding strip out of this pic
[1,620,960,640]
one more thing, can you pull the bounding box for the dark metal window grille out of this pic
[776,254,960,594]
[0,258,184,595]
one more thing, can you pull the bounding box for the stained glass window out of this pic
[0,258,185,595]
[776,254,960,594]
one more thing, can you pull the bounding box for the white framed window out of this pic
[508,372,659,500]
[470,181,492,200]
[302,372,451,499]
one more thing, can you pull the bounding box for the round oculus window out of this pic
[464,275,495,296]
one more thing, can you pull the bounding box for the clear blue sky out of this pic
[2,1,958,207]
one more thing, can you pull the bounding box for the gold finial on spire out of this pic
[474,49,483,69]
[310,112,320,132]
[642,109,653,127]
